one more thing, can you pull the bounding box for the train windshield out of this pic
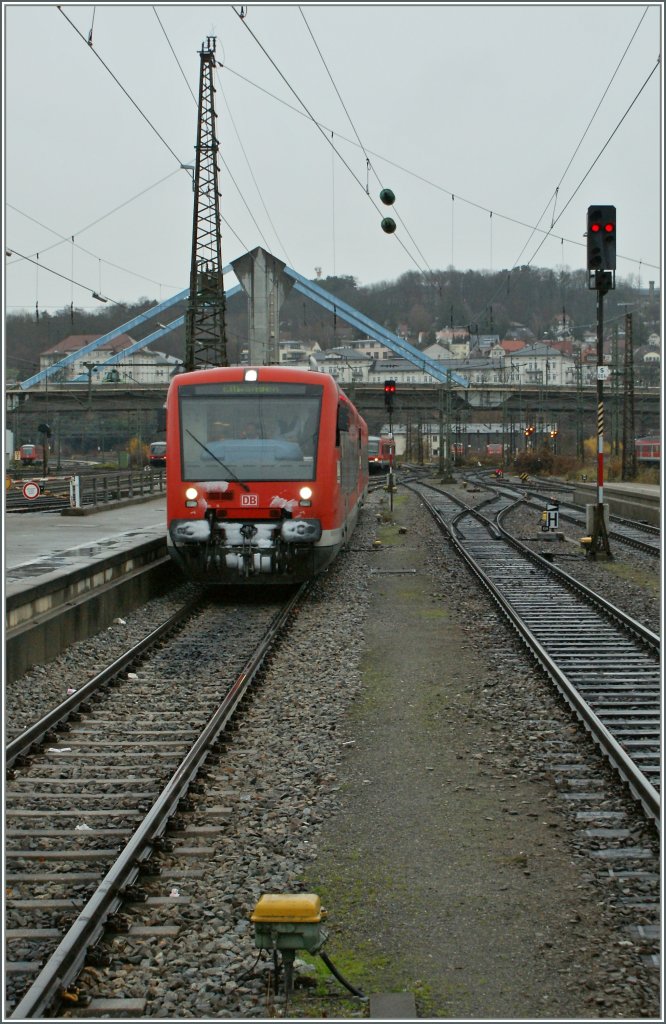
[178,381,322,482]
[367,437,381,455]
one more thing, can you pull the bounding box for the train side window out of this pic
[336,403,349,446]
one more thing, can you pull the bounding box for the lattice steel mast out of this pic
[185,37,227,371]
[621,312,636,480]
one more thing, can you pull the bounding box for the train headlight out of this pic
[185,486,199,507]
[299,486,313,506]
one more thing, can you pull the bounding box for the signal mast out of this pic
[586,205,616,559]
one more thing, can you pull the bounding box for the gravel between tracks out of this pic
[4,477,661,1020]
[288,479,660,1020]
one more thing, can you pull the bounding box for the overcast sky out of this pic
[3,2,663,318]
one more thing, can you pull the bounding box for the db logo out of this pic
[241,493,258,506]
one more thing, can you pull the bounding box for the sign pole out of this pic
[589,272,612,558]
[586,205,615,560]
[387,409,395,513]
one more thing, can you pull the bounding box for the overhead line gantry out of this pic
[185,36,228,371]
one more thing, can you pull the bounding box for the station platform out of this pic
[5,496,167,588]
[572,481,660,526]
[4,497,178,682]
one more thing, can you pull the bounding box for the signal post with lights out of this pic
[383,379,397,511]
[586,205,616,559]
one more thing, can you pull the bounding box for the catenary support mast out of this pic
[185,37,227,371]
[621,312,636,481]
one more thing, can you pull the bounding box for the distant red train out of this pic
[368,434,395,474]
[165,365,369,584]
[149,441,167,468]
[18,443,44,466]
[635,437,660,464]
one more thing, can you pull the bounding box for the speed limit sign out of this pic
[23,481,41,500]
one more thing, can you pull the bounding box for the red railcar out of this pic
[634,437,660,464]
[165,365,368,584]
[18,443,44,466]
[368,434,395,474]
[149,441,167,468]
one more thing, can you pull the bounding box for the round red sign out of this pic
[23,481,41,500]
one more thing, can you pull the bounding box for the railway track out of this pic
[5,491,71,514]
[465,472,660,557]
[5,584,307,1018]
[5,487,659,1015]
[510,481,659,556]
[407,480,661,824]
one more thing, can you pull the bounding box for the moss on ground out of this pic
[596,558,660,597]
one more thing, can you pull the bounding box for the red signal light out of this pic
[587,205,616,273]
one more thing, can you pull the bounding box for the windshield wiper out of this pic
[185,429,250,492]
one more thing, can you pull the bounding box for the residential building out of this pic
[316,347,372,384]
[40,334,182,384]
[278,339,321,364]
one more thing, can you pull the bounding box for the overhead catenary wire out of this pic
[231,5,433,280]
[513,5,652,269]
[153,6,198,105]
[58,5,184,167]
[7,204,179,290]
[331,131,336,276]
[465,44,661,332]
[216,69,294,264]
[298,5,434,276]
[10,16,255,309]
[220,62,658,274]
[551,6,651,209]
[13,4,654,325]
[151,8,280,270]
[7,247,123,305]
[523,55,661,268]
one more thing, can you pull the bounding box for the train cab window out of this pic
[178,381,322,482]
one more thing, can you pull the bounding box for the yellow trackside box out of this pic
[251,894,327,953]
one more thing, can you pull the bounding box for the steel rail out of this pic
[494,499,660,648]
[6,594,204,768]
[409,482,660,824]
[10,582,309,1019]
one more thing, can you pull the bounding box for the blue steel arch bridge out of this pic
[18,246,469,393]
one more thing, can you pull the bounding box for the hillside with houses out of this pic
[5,264,660,390]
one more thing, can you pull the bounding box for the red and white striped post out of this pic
[590,275,612,557]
